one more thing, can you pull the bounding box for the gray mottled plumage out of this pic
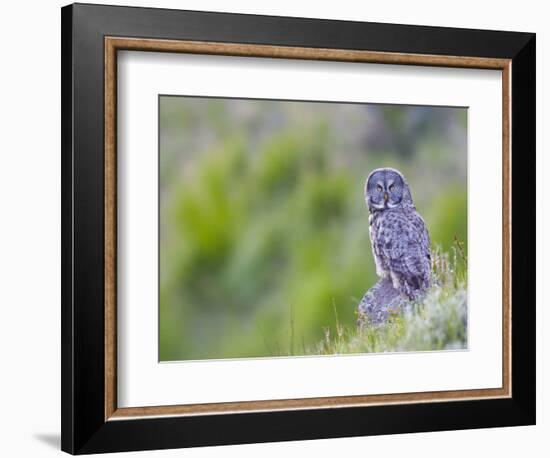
[358,168,431,326]
[357,278,403,325]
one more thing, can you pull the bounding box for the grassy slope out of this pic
[308,246,468,355]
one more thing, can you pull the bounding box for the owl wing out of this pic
[376,209,431,297]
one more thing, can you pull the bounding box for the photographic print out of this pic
[62,7,535,452]
[159,96,468,362]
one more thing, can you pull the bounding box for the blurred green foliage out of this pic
[159,97,467,361]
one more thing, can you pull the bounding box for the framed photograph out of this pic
[61,3,536,454]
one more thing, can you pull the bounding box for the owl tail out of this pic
[357,278,407,327]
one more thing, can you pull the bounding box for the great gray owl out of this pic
[358,168,432,325]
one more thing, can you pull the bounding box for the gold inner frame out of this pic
[104,36,512,421]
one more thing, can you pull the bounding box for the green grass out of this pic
[306,246,468,355]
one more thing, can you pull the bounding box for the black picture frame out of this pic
[61,3,535,454]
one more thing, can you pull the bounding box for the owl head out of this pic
[364,167,414,212]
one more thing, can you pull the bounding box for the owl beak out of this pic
[384,192,389,202]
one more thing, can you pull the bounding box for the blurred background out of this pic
[159,96,467,361]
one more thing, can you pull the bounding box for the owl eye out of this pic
[389,184,395,192]
[376,184,383,192]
